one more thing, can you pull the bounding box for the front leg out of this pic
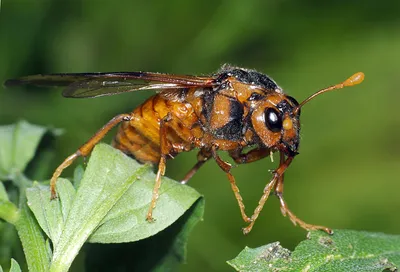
[229,147,271,164]
[242,153,294,234]
[274,153,333,234]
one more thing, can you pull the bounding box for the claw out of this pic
[146,215,156,223]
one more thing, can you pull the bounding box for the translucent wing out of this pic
[4,72,217,98]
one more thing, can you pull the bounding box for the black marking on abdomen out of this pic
[214,98,244,141]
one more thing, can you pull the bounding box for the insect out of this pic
[5,65,364,234]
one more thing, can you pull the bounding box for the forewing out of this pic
[4,73,96,87]
[4,72,216,98]
[62,79,191,98]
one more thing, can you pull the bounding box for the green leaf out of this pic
[0,199,19,225]
[228,229,400,272]
[0,120,48,180]
[88,159,203,243]
[15,198,51,272]
[152,197,205,270]
[227,242,291,272]
[85,197,204,271]
[0,181,19,224]
[33,144,147,272]
[27,143,203,271]
[72,165,84,188]
[9,259,22,272]
[26,179,75,248]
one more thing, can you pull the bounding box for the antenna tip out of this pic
[343,72,364,87]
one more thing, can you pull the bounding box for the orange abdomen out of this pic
[112,94,201,164]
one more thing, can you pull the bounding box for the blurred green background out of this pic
[1,0,400,271]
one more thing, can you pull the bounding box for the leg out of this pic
[50,113,132,199]
[180,149,212,184]
[146,115,172,222]
[275,153,333,234]
[212,146,251,223]
[229,147,271,164]
[242,154,294,234]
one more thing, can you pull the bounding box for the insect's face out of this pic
[251,94,301,156]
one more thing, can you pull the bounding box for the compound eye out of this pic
[265,108,282,132]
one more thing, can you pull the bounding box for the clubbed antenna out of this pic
[294,72,365,115]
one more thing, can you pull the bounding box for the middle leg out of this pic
[180,149,212,184]
[146,115,172,222]
[146,114,196,221]
[212,146,251,223]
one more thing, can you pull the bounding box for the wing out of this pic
[4,71,217,98]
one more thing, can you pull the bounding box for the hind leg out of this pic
[50,114,132,199]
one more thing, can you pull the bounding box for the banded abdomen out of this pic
[112,93,201,164]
